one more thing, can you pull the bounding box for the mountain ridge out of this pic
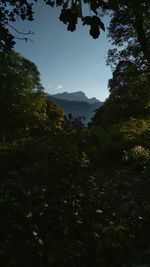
[48,91,100,104]
[45,91,103,123]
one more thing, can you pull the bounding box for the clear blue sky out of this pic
[14,2,112,101]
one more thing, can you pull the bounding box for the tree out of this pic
[0,0,35,51]
[91,60,150,127]
[46,100,64,129]
[0,51,48,142]
[107,0,150,68]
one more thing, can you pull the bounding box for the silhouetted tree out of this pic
[107,0,150,67]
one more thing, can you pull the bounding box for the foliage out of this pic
[85,125,123,166]
[0,51,49,142]
[46,99,64,129]
[0,0,105,51]
[1,119,150,266]
[1,0,150,66]
[0,126,100,266]
[107,0,150,67]
[0,0,35,51]
[89,116,150,167]
[0,37,150,266]
[123,145,150,170]
[91,61,150,127]
[121,118,150,148]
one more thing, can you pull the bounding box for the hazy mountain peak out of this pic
[49,91,100,104]
[45,91,103,123]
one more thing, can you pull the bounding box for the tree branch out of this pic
[7,24,34,36]
[13,35,34,43]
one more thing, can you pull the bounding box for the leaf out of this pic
[82,16,92,26]
[59,9,71,24]
[99,20,105,31]
[46,0,55,7]
[91,16,105,31]
[90,26,100,39]
[67,23,76,32]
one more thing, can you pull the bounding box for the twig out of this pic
[13,35,34,42]
[7,23,34,35]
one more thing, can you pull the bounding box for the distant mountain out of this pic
[49,91,100,104]
[45,91,103,123]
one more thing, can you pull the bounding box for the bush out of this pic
[123,145,150,170]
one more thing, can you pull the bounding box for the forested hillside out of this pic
[0,1,150,267]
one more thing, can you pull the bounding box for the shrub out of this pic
[123,145,150,170]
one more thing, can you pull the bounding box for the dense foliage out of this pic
[0,2,150,265]
[92,61,150,127]
[107,1,150,67]
[0,50,150,267]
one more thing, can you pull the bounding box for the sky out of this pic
[14,1,112,101]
